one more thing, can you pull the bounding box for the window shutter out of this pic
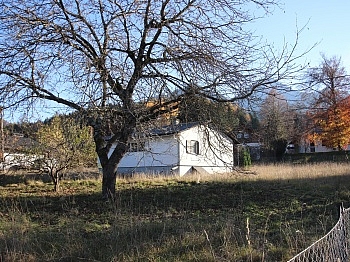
[195,141,199,154]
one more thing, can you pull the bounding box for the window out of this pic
[129,141,146,152]
[186,140,199,155]
[310,142,315,153]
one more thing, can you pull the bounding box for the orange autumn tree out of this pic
[312,96,350,149]
[307,55,350,150]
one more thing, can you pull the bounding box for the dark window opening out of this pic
[310,142,315,153]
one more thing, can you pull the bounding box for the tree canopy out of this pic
[307,56,350,150]
[258,88,291,158]
[34,115,95,191]
[177,95,255,135]
[0,0,306,198]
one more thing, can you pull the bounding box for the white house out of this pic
[108,123,235,176]
[297,139,350,153]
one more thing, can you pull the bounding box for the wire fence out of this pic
[287,206,350,262]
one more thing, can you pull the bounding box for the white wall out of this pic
[298,139,348,153]
[0,153,37,170]
[110,125,234,176]
[177,126,234,176]
[116,135,179,174]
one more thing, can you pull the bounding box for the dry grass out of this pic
[161,162,350,183]
[1,162,350,261]
[251,162,350,180]
[80,162,350,185]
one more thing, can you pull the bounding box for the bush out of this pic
[241,147,252,167]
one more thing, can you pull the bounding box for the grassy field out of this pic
[1,163,350,261]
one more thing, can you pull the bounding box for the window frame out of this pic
[186,140,200,155]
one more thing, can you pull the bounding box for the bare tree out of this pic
[308,55,350,108]
[259,88,291,159]
[0,0,306,198]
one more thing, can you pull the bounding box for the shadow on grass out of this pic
[0,172,52,186]
[0,172,350,261]
[0,170,101,187]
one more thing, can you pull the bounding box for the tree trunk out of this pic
[52,170,60,192]
[54,179,59,192]
[102,166,117,200]
[93,112,136,200]
[100,143,128,200]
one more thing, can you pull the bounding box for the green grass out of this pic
[0,164,350,261]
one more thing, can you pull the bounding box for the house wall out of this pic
[177,126,234,176]
[110,125,234,176]
[298,139,350,153]
[116,135,179,175]
[0,152,37,170]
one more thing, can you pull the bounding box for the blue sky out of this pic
[253,0,350,71]
[4,1,350,122]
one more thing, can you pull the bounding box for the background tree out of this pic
[177,96,261,148]
[0,0,306,198]
[259,89,291,160]
[34,115,95,191]
[288,109,310,153]
[177,95,244,134]
[2,119,38,153]
[307,55,350,150]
